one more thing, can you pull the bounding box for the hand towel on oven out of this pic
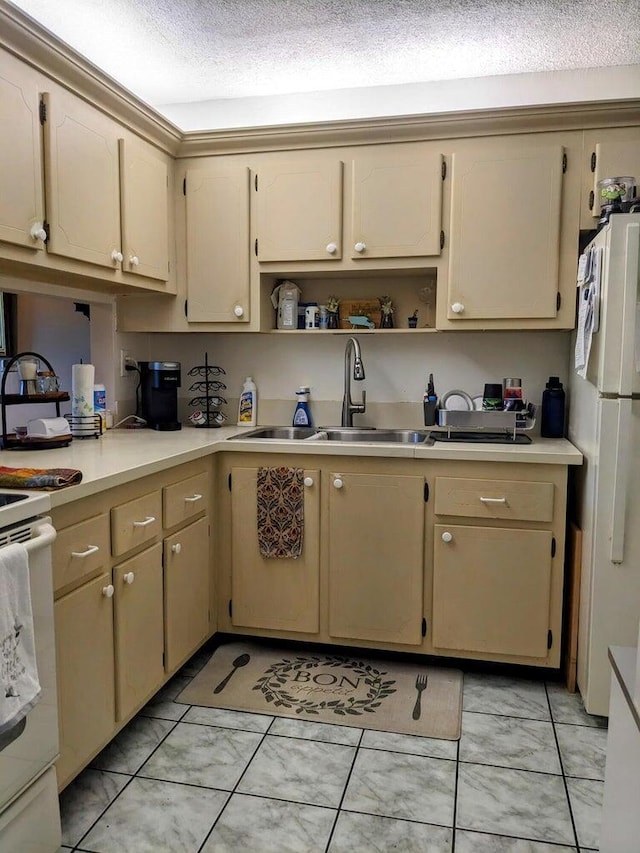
[257,466,304,558]
[0,543,41,734]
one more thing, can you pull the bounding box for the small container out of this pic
[482,383,503,411]
[597,176,636,208]
[237,377,257,426]
[305,304,319,330]
[14,425,27,439]
[292,386,313,426]
[318,305,328,330]
[541,376,565,438]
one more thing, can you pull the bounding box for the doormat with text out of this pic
[177,642,462,740]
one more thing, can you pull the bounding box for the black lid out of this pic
[546,376,563,388]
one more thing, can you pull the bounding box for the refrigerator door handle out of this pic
[610,399,632,563]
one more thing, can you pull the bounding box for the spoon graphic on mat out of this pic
[213,653,250,693]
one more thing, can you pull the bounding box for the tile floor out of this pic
[58,645,608,852]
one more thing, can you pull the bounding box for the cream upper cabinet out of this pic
[0,49,45,250]
[350,144,443,259]
[42,88,122,270]
[446,140,564,322]
[255,159,343,261]
[328,471,425,646]
[185,162,250,322]
[119,137,169,281]
[582,128,640,229]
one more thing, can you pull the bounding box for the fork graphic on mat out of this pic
[412,673,428,720]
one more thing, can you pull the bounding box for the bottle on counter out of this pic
[292,386,313,426]
[237,377,257,426]
[540,376,565,438]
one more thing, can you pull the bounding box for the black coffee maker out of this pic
[139,361,181,431]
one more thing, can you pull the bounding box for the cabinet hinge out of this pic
[254,238,258,256]
[440,230,445,250]
[424,482,429,502]
[421,617,427,637]
[441,161,447,181]
[43,221,50,243]
[551,537,557,558]
[588,190,595,211]
[590,151,597,173]
[39,98,47,124]
[228,599,233,618]
[556,293,561,312]
[562,153,567,173]
[183,177,186,196]
[547,629,553,650]
[228,472,232,491]
[184,299,188,318]
[254,173,258,191]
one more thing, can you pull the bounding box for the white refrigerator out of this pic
[569,213,640,716]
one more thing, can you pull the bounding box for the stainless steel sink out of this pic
[317,428,431,444]
[231,426,320,440]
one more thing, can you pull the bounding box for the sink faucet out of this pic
[341,337,366,427]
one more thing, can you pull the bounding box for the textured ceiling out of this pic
[9,0,640,110]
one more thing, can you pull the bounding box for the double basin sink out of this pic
[230,426,433,444]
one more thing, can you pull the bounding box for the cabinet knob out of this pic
[102,584,114,598]
[30,222,47,242]
[441,531,453,543]
[171,543,182,554]
[233,304,244,318]
[333,477,344,489]
[129,255,140,266]
[354,241,367,254]
[123,571,135,584]
[111,249,124,263]
[451,302,465,314]
[304,476,314,487]
[326,242,338,255]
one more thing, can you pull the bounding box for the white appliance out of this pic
[0,499,61,851]
[569,213,640,716]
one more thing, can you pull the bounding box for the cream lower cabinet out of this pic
[328,471,425,646]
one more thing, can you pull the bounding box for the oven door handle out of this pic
[24,520,57,554]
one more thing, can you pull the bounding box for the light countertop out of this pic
[0,425,583,508]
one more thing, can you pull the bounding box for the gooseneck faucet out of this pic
[341,337,366,427]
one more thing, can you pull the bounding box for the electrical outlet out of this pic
[119,349,131,377]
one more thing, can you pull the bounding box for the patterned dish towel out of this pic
[0,466,82,490]
[257,466,304,558]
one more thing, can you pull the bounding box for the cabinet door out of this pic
[447,142,564,320]
[119,137,169,281]
[164,516,210,673]
[432,524,552,659]
[230,467,320,633]
[113,543,164,721]
[54,571,115,788]
[43,89,121,269]
[351,145,443,258]
[0,50,45,250]
[255,159,343,261]
[185,163,250,322]
[583,129,640,228]
[328,472,424,645]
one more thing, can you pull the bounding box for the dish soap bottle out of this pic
[292,386,313,427]
[540,376,565,438]
[237,377,257,426]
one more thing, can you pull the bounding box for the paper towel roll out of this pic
[72,363,95,417]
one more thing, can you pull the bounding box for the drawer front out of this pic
[111,491,162,557]
[163,471,210,529]
[53,513,110,596]
[434,477,554,523]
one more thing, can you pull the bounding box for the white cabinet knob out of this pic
[304,476,314,487]
[354,241,367,254]
[451,302,465,314]
[111,249,124,263]
[171,543,182,554]
[102,584,114,598]
[441,531,453,543]
[129,255,140,266]
[326,242,338,255]
[333,477,344,489]
[233,304,244,318]
[30,222,47,242]
[123,571,135,584]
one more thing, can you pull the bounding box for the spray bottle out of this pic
[292,386,313,427]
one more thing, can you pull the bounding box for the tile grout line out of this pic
[323,727,365,852]
[545,681,582,852]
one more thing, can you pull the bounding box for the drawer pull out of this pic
[441,531,453,543]
[102,584,114,598]
[123,572,135,585]
[184,494,203,503]
[132,516,156,528]
[71,544,100,558]
[479,496,507,504]
[171,543,182,554]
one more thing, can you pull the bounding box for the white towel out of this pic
[0,543,41,735]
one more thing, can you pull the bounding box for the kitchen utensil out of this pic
[213,652,250,693]
[412,673,428,720]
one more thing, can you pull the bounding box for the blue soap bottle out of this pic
[292,386,313,427]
